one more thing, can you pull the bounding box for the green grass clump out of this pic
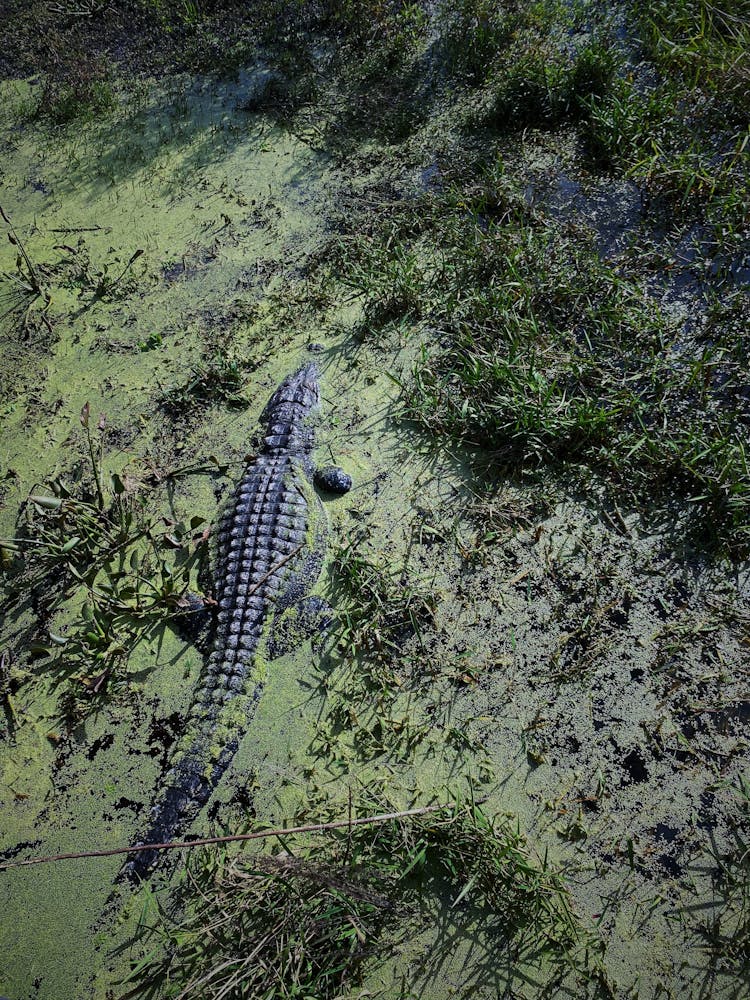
[430,0,617,132]
[342,240,426,329]
[332,539,437,687]
[161,352,251,413]
[38,76,116,125]
[584,1,750,225]
[641,0,749,114]
[338,161,750,552]
[125,845,399,1000]
[2,405,207,721]
[476,39,616,131]
[0,205,52,336]
[125,800,603,999]
[437,0,518,85]
[408,802,591,972]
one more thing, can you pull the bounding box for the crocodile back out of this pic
[199,450,312,713]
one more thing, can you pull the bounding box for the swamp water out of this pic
[0,60,748,1000]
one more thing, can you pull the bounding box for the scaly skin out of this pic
[123,364,322,879]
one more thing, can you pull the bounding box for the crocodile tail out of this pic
[119,738,235,882]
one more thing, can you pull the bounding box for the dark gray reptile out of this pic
[124,363,348,879]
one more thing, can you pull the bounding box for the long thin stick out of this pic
[0,803,452,871]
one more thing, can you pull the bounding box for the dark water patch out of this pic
[655,822,678,844]
[679,701,750,749]
[608,604,629,629]
[697,789,717,832]
[656,852,682,877]
[622,747,649,784]
[0,839,41,863]
[146,711,181,763]
[708,700,750,736]
[113,796,140,813]
[86,733,114,761]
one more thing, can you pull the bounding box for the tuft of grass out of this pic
[124,847,399,1000]
[161,352,251,413]
[641,0,750,115]
[475,39,616,132]
[437,0,517,85]
[21,27,117,124]
[124,799,608,999]
[332,538,437,688]
[698,776,750,970]
[341,237,426,330]
[0,205,52,334]
[5,404,208,721]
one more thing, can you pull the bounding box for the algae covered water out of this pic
[1,4,749,998]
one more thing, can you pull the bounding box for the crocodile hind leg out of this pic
[266,595,333,660]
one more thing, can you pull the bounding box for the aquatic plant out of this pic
[6,404,208,721]
[0,205,52,334]
[160,351,251,413]
[332,538,437,688]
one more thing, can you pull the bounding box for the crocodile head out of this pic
[261,363,320,453]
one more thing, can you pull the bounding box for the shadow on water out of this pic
[376,867,614,999]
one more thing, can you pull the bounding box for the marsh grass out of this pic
[3,405,208,721]
[0,206,52,335]
[160,351,251,414]
[37,72,116,125]
[125,799,606,999]
[697,777,750,971]
[338,160,750,553]
[584,1,750,226]
[124,848,400,1000]
[641,0,749,113]
[470,39,616,133]
[332,538,437,688]
[0,228,145,349]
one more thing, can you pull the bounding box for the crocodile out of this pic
[123,362,345,880]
